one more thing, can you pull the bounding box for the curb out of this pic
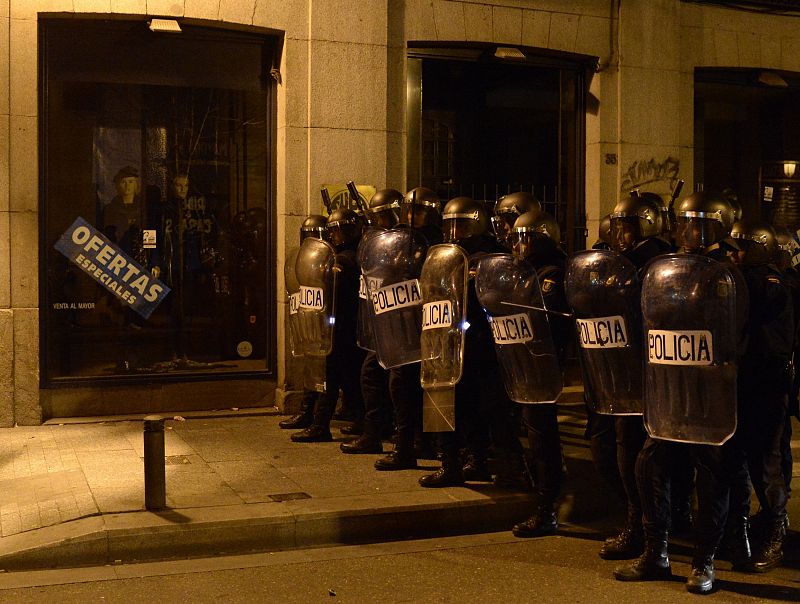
[0,491,537,571]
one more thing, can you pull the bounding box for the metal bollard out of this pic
[143,415,166,510]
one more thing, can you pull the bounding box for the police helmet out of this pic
[368,188,403,229]
[441,196,490,245]
[400,187,441,228]
[730,219,778,267]
[675,191,736,252]
[597,214,612,248]
[722,188,743,222]
[610,192,664,252]
[326,207,362,247]
[773,224,798,270]
[492,192,542,249]
[511,211,560,261]
[300,214,327,243]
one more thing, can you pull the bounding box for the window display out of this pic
[42,19,275,382]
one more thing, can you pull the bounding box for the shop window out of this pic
[40,19,276,383]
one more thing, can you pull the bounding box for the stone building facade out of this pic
[1,0,799,425]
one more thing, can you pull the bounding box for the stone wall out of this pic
[2,0,800,422]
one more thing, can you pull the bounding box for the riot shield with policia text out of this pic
[474,253,562,404]
[356,226,383,352]
[294,237,338,392]
[641,253,740,445]
[361,227,429,369]
[565,249,643,415]
[284,245,303,358]
[418,244,469,432]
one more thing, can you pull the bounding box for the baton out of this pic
[320,186,333,215]
[347,180,371,223]
[500,301,573,318]
[668,179,685,212]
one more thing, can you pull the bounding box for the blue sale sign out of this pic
[54,217,170,320]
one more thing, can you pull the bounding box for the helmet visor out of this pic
[370,205,400,229]
[399,201,438,228]
[511,230,550,260]
[300,226,327,242]
[443,211,480,243]
[609,216,639,252]
[676,216,723,251]
[491,212,517,248]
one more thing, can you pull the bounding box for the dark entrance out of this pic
[694,68,800,227]
[407,45,589,252]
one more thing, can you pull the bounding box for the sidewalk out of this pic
[0,398,797,571]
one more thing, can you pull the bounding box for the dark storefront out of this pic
[40,19,277,408]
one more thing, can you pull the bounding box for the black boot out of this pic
[614,536,672,581]
[686,555,715,594]
[280,391,316,429]
[419,456,464,488]
[512,503,558,538]
[462,453,492,482]
[375,448,418,471]
[721,515,751,570]
[290,425,333,443]
[599,512,644,560]
[749,522,785,573]
[339,434,383,454]
[279,413,313,429]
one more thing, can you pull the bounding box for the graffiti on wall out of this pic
[620,156,681,196]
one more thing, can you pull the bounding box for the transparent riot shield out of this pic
[419,244,469,432]
[284,246,303,358]
[356,226,383,351]
[474,254,562,404]
[565,249,643,415]
[641,254,739,445]
[294,237,337,392]
[361,228,428,369]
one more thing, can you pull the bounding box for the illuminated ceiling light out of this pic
[148,18,182,33]
[784,161,797,178]
[494,46,526,60]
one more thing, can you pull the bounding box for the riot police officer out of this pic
[491,191,541,250]
[774,226,799,503]
[730,219,793,572]
[615,191,746,594]
[341,189,403,453]
[291,208,366,442]
[374,187,443,471]
[417,196,508,487]
[509,211,572,537]
[597,193,674,560]
[280,214,328,430]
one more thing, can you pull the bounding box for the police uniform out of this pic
[512,247,571,533]
[733,262,793,570]
[616,192,747,594]
[418,234,506,486]
[376,224,443,471]
[292,239,366,441]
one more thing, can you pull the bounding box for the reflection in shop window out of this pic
[42,20,275,382]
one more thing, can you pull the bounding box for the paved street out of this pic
[0,531,797,603]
